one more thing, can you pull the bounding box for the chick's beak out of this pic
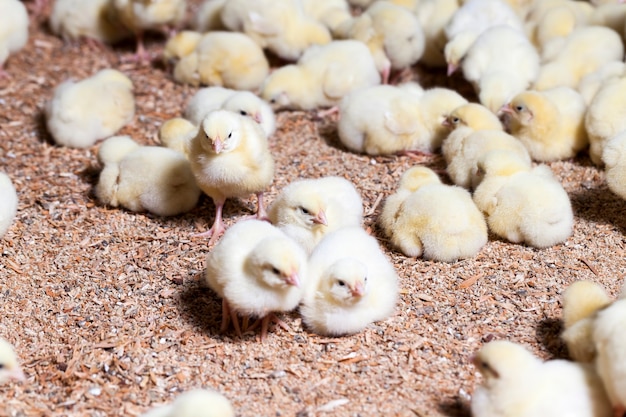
[313,210,328,226]
[351,282,365,297]
[447,63,458,77]
[442,118,451,127]
[285,272,300,287]
[212,135,223,153]
[499,104,514,116]
[253,112,262,124]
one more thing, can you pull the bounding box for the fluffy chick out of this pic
[220,0,331,61]
[0,338,24,384]
[442,102,504,132]
[188,110,274,244]
[205,219,306,340]
[603,131,626,201]
[473,150,574,248]
[158,117,196,158]
[0,0,28,76]
[578,62,626,106]
[267,176,363,253]
[338,86,467,155]
[301,0,351,35]
[49,0,131,44]
[0,172,18,239]
[502,87,588,162]
[415,0,460,68]
[471,340,612,417]
[561,280,611,363]
[45,69,135,148]
[162,30,203,66]
[174,31,269,91]
[141,389,234,417]
[261,40,381,111]
[379,166,487,262]
[96,136,200,216]
[301,226,398,336]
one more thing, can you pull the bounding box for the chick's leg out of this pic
[221,299,242,337]
[256,192,269,221]
[193,198,226,245]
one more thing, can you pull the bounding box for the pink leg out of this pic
[193,198,226,245]
[122,32,151,65]
[260,316,270,341]
[228,303,242,338]
[316,106,340,118]
[397,149,434,159]
[381,63,391,85]
[256,192,269,221]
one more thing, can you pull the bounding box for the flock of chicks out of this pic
[1,0,626,415]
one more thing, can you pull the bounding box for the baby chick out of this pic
[260,40,381,111]
[338,86,467,155]
[267,176,363,254]
[188,110,274,244]
[0,172,18,239]
[602,131,626,200]
[301,226,398,336]
[141,388,234,417]
[379,166,487,262]
[502,87,588,162]
[578,62,626,106]
[0,0,28,76]
[45,69,135,148]
[162,30,202,66]
[220,0,331,61]
[158,117,196,158]
[442,103,504,132]
[471,340,612,417]
[173,31,270,91]
[95,136,200,217]
[473,150,574,248]
[205,219,307,340]
[0,338,24,384]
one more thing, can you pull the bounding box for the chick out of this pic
[162,30,203,66]
[338,86,468,155]
[442,103,504,132]
[0,172,18,239]
[527,2,593,53]
[220,0,331,61]
[267,176,363,254]
[158,117,196,158]
[502,87,588,162]
[188,110,274,244]
[301,0,351,35]
[194,0,227,32]
[0,338,25,384]
[95,136,200,217]
[183,86,235,124]
[561,280,611,363]
[471,340,612,417]
[473,150,574,248]
[578,62,626,106]
[45,69,135,148]
[205,219,306,339]
[174,31,269,91]
[301,226,398,336]
[0,0,28,76]
[379,166,487,262]
[260,40,381,111]
[141,389,234,417]
[415,0,460,68]
[602,131,626,201]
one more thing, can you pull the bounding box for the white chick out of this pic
[301,0,351,35]
[0,338,25,384]
[158,117,196,158]
[49,0,131,44]
[188,110,274,244]
[174,31,269,91]
[578,62,626,106]
[260,40,381,111]
[301,226,398,336]
[205,219,306,339]
[0,172,18,239]
[194,0,227,32]
[183,86,235,124]
[473,150,574,248]
[45,69,135,149]
[0,0,28,76]
[379,166,487,262]
[602,131,626,201]
[96,136,200,217]
[471,340,612,417]
[501,87,588,162]
[141,389,234,417]
[415,0,460,68]
[220,0,331,61]
[267,176,363,254]
[338,86,468,155]
[585,77,626,166]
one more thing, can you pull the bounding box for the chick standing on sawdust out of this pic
[301,226,398,336]
[205,219,307,340]
[140,388,234,417]
[0,338,25,384]
[188,109,274,245]
[0,172,18,239]
[0,0,29,77]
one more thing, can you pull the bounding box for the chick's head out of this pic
[398,166,441,192]
[246,236,304,289]
[199,110,243,154]
[500,92,542,128]
[260,66,301,109]
[321,258,369,305]
[0,339,24,384]
[163,31,202,63]
[279,185,328,228]
[443,103,502,131]
[444,31,476,76]
[472,341,540,387]
[222,92,265,124]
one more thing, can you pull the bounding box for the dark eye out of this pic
[0,364,4,369]
[271,267,280,275]
[298,206,310,215]
[452,117,460,124]
[364,277,368,283]
[481,361,490,370]
[337,280,345,286]
[239,110,247,116]
[269,98,276,104]
[227,132,232,139]
[515,105,524,112]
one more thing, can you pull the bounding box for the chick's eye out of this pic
[271,267,280,275]
[0,364,4,369]
[227,132,232,139]
[481,361,490,370]
[298,206,310,215]
[269,98,276,104]
[515,105,524,112]
[337,280,345,286]
[452,117,460,124]
[239,110,248,116]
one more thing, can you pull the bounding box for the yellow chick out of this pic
[111,0,186,63]
[338,86,468,155]
[0,172,18,239]
[158,117,196,158]
[188,110,274,245]
[141,389,234,417]
[194,0,227,32]
[45,69,135,149]
[561,280,611,363]
[162,30,203,67]
[0,338,25,384]
[302,0,351,35]
[49,0,131,45]
[0,0,28,76]
[95,136,200,217]
[267,176,364,254]
[260,40,381,111]
[379,166,487,262]
[602,131,626,201]
[301,226,398,336]
[502,87,588,162]
[578,62,626,106]
[205,219,306,340]
[585,77,626,166]
[473,150,574,248]
[527,2,592,53]
[173,31,269,91]
[415,0,460,68]
[220,0,331,61]
[442,102,503,132]
[471,340,612,417]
